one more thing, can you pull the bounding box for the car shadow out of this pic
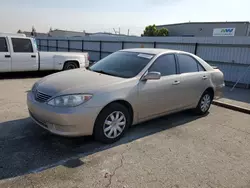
[0,110,207,180]
[0,71,57,80]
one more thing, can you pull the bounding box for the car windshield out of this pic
[89,51,154,78]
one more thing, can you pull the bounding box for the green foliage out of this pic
[142,24,169,37]
[157,28,169,36]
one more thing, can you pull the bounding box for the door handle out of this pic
[5,55,11,58]
[172,80,180,85]
[202,75,208,80]
[31,55,36,58]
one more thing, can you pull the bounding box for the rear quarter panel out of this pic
[39,52,55,70]
[54,55,87,70]
[209,69,225,99]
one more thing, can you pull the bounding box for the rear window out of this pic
[11,38,33,53]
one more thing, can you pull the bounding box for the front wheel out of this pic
[94,103,131,144]
[194,91,213,115]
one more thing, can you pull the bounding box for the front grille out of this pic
[35,90,52,103]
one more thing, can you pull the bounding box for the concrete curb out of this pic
[212,100,250,115]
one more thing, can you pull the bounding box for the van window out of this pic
[11,38,33,53]
[0,37,8,52]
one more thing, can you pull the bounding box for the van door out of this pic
[10,37,38,71]
[0,37,11,72]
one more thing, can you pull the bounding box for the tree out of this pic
[157,28,169,36]
[17,29,22,33]
[142,24,169,37]
[143,24,158,36]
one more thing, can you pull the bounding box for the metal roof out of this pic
[157,21,250,27]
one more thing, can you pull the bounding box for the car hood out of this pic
[36,69,127,96]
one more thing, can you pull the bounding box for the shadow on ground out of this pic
[0,111,206,180]
[0,71,57,80]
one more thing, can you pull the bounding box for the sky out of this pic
[0,0,250,36]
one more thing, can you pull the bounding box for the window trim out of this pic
[0,37,9,52]
[11,38,34,53]
[176,53,206,74]
[146,53,178,77]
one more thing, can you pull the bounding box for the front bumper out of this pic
[27,91,102,137]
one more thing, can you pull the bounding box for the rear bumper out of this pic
[214,83,225,99]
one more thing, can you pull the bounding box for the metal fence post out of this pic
[194,43,198,55]
[82,40,84,52]
[56,40,58,51]
[122,41,124,49]
[99,41,102,60]
[68,40,70,52]
[154,42,157,48]
[47,39,49,51]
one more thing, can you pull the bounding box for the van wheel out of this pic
[194,91,213,115]
[63,62,78,70]
[94,103,131,144]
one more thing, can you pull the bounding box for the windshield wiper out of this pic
[92,70,116,77]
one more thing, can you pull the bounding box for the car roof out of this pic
[120,48,183,55]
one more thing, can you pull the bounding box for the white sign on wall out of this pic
[213,28,236,36]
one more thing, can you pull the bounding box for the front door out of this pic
[10,37,38,71]
[0,37,11,72]
[137,54,181,120]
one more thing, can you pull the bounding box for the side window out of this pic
[197,63,205,72]
[0,37,8,52]
[11,38,33,53]
[178,54,199,73]
[148,54,176,76]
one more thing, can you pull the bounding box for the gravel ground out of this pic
[0,72,250,188]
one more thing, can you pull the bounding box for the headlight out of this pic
[32,82,38,93]
[47,94,92,107]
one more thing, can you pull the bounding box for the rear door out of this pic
[0,37,11,72]
[176,53,210,108]
[10,37,38,71]
[138,54,182,120]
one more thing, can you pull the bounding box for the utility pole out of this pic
[127,29,130,36]
[113,28,118,34]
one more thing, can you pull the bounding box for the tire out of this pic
[63,62,78,70]
[94,103,131,144]
[194,91,213,115]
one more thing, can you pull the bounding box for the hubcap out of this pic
[67,64,75,69]
[103,111,126,139]
[200,94,211,112]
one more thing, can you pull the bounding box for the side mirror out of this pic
[142,71,161,81]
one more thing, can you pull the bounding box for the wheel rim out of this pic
[103,111,126,139]
[200,94,211,112]
[66,64,76,69]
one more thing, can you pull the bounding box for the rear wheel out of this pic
[194,91,213,115]
[63,62,78,70]
[94,103,131,144]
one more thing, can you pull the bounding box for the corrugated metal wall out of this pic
[36,36,250,86]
